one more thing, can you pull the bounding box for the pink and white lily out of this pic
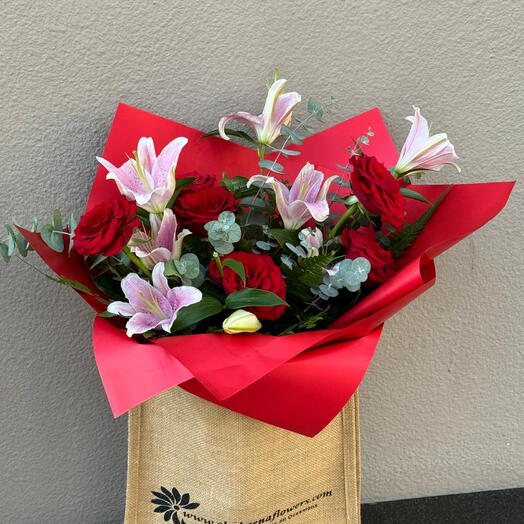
[107,262,202,337]
[97,136,188,214]
[218,79,301,145]
[129,209,191,269]
[395,106,459,176]
[248,163,337,230]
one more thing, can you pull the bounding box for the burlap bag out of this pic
[124,387,360,524]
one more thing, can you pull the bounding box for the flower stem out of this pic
[123,246,151,277]
[213,251,224,278]
[257,144,266,175]
[328,204,358,239]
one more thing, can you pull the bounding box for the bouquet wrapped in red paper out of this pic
[2,75,514,523]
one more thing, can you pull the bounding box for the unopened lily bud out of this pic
[223,309,262,334]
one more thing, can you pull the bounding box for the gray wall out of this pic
[1,1,522,522]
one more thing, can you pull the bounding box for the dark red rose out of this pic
[341,226,396,284]
[178,172,216,192]
[209,252,287,321]
[350,154,405,230]
[174,176,237,236]
[74,199,139,257]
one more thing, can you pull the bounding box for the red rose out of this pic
[74,199,139,257]
[178,172,216,192]
[209,252,287,321]
[350,155,405,230]
[341,226,396,284]
[174,175,237,236]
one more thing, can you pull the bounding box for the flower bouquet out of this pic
[2,75,514,524]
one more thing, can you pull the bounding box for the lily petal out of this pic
[151,137,188,189]
[289,163,323,202]
[125,312,162,337]
[137,137,156,175]
[166,286,202,311]
[218,112,264,141]
[151,262,170,296]
[107,301,135,317]
[262,90,301,144]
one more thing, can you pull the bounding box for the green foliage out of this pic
[170,296,224,332]
[307,98,326,120]
[259,159,284,173]
[166,176,196,208]
[204,211,241,255]
[284,254,335,300]
[221,174,258,199]
[389,188,450,258]
[201,128,256,144]
[400,187,431,204]
[47,274,108,305]
[280,125,304,145]
[224,288,288,309]
[265,228,298,248]
[222,258,246,285]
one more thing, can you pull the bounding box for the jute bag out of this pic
[124,387,360,524]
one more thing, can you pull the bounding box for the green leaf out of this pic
[166,176,196,208]
[307,98,325,120]
[239,196,268,209]
[52,209,63,231]
[280,125,304,145]
[47,275,108,304]
[0,242,10,262]
[265,228,299,248]
[259,159,284,173]
[40,224,64,252]
[389,188,451,258]
[221,174,257,198]
[201,128,257,144]
[225,288,288,309]
[400,187,431,204]
[284,254,335,297]
[170,296,224,332]
[5,224,28,257]
[269,147,301,157]
[223,258,246,285]
[97,310,116,318]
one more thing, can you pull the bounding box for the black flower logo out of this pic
[151,486,200,523]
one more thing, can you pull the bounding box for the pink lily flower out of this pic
[129,209,191,269]
[395,106,459,176]
[218,79,301,145]
[107,262,202,337]
[97,136,188,214]
[248,163,337,230]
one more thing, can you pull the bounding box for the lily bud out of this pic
[222,309,262,334]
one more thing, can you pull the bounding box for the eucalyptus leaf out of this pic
[225,288,288,309]
[280,125,304,145]
[258,159,284,173]
[40,224,64,252]
[52,209,63,232]
[0,242,10,262]
[307,98,325,120]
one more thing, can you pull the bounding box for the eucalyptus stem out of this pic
[328,204,358,239]
[123,246,151,277]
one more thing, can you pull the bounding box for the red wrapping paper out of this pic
[20,104,514,436]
